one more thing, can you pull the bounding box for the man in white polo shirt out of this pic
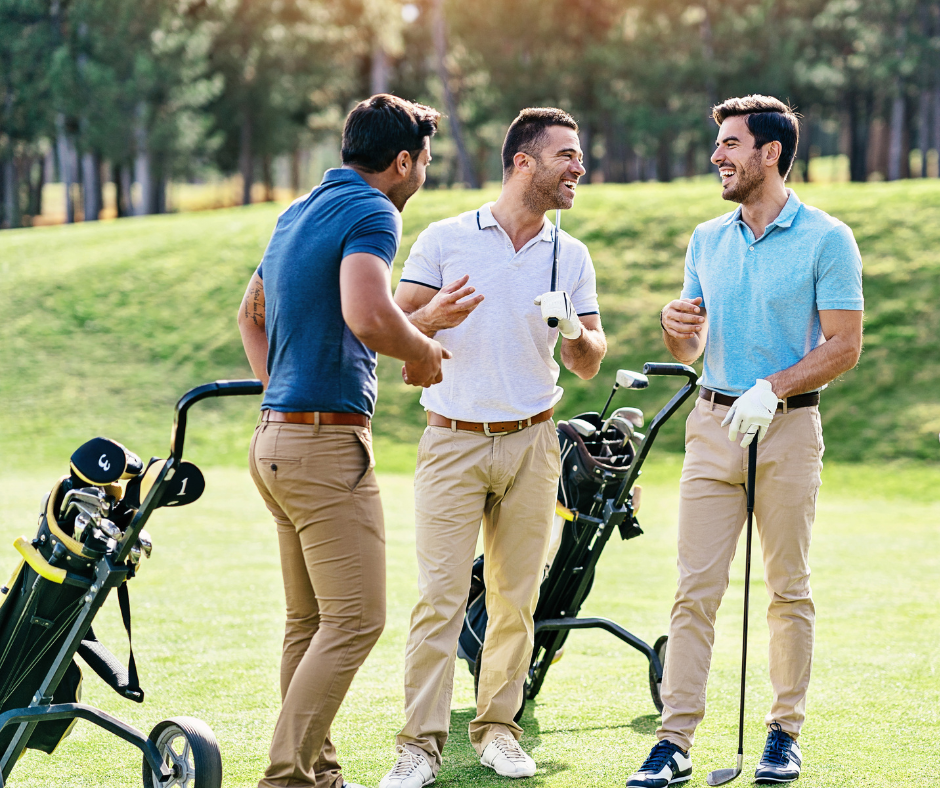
[379,107,607,786]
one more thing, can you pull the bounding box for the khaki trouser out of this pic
[397,420,561,772]
[249,423,386,788]
[658,397,824,752]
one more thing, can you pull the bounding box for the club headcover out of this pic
[123,459,205,510]
[70,438,128,486]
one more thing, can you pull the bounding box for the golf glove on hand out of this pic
[721,379,779,447]
[534,291,582,340]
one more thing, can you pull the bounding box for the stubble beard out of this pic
[722,149,765,204]
[388,166,422,212]
[523,160,573,214]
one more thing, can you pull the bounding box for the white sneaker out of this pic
[480,734,536,778]
[378,746,435,788]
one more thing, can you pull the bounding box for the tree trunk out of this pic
[431,0,478,188]
[263,155,273,201]
[799,115,813,182]
[27,153,44,221]
[2,157,18,229]
[580,123,594,183]
[933,84,940,175]
[370,42,389,95]
[82,150,102,221]
[56,114,75,223]
[656,132,672,183]
[240,106,253,205]
[847,90,871,182]
[290,149,301,195]
[134,103,153,215]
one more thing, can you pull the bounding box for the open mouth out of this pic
[561,179,578,195]
[719,167,735,186]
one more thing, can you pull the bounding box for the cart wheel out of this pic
[474,650,526,723]
[142,716,222,788]
[649,635,668,713]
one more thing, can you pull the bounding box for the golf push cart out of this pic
[458,362,698,719]
[0,379,263,788]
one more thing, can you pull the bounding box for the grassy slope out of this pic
[1,465,937,787]
[1,179,940,472]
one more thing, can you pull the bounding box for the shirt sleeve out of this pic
[343,199,402,268]
[680,230,703,302]
[570,247,599,316]
[815,223,864,311]
[399,225,444,290]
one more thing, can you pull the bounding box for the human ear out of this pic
[765,141,782,168]
[397,151,412,177]
[513,151,531,175]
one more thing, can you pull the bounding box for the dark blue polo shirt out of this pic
[257,168,402,416]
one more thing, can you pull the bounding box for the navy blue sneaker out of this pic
[754,722,802,784]
[626,740,692,787]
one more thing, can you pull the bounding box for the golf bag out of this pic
[457,363,699,718]
[0,380,262,788]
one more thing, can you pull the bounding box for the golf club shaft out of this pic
[548,209,561,327]
[738,439,758,757]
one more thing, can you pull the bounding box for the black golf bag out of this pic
[457,363,699,719]
[0,380,262,788]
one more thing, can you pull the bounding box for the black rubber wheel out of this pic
[142,716,223,788]
[649,635,668,713]
[473,650,526,723]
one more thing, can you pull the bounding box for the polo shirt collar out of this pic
[721,188,801,230]
[477,202,555,242]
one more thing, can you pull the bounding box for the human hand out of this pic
[661,297,705,339]
[416,275,484,334]
[721,379,779,447]
[402,340,452,388]
[534,291,582,340]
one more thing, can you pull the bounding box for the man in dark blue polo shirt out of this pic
[237,94,447,788]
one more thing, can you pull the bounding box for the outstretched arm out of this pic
[394,274,484,336]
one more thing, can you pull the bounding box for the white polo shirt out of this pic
[400,202,599,422]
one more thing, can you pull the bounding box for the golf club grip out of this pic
[739,439,758,756]
[548,317,558,327]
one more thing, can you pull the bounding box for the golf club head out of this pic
[567,418,597,438]
[138,529,153,558]
[616,369,649,390]
[610,406,644,428]
[706,767,742,786]
[605,416,635,440]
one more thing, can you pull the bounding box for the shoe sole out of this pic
[378,774,435,788]
[754,775,798,785]
[481,762,536,779]
[626,776,692,788]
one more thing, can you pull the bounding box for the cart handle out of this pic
[170,379,264,462]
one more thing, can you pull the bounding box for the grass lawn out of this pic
[1,455,937,787]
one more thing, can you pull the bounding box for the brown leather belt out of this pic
[427,408,554,436]
[699,387,819,412]
[261,410,370,427]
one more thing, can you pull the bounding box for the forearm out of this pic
[238,320,270,387]
[403,304,438,338]
[352,302,434,363]
[561,327,607,380]
[663,328,705,365]
[766,335,861,399]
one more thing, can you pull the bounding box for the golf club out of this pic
[602,406,644,433]
[567,417,597,438]
[599,370,650,421]
[707,438,758,786]
[548,208,561,328]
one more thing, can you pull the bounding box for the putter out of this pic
[547,208,561,327]
[707,438,758,786]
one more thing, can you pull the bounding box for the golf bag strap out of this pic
[76,584,144,703]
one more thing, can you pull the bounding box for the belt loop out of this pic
[709,389,716,412]
[314,411,320,434]
[782,398,788,415]
[450,419,457,433]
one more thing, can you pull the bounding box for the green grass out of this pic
[2,179,940,470]
[1,461,937,787]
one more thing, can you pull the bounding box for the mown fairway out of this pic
[1,461,937,788]
[2,179,940,469]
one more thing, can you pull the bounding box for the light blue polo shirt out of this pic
[681,190,863,396]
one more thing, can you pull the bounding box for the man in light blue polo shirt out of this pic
[627,96,863,788]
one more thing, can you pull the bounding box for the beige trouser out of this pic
[249,423,386,788]
[657,397,824,752]
[397,420,561,772]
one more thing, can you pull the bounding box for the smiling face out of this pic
[522,125,586,213]
[711,115,767,204]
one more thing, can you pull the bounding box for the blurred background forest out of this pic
[2,0,940,229]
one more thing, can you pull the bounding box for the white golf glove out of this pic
[721,379,779,447]
[534,291,582,340]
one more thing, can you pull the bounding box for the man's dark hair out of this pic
[711,95,800,179]
[501,107,579,180]
[342,94,441,173]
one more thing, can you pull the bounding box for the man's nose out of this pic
[711,149,723,166]
[572,159,586,176]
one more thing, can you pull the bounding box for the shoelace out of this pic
[388,746,425,777]
[491,735,529,763]
[761,722,792,766]
[639,740,681,772]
